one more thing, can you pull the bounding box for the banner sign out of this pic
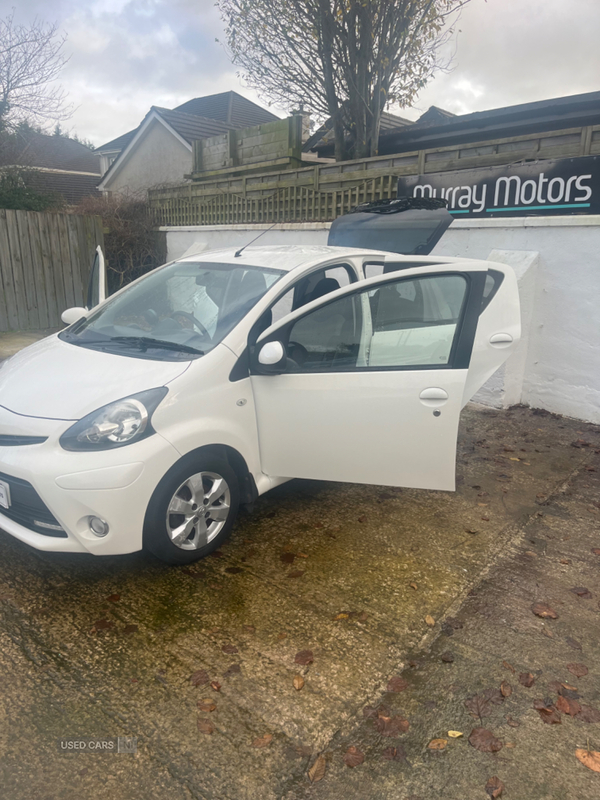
[396,156,600,218]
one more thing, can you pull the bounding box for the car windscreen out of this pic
[59,261,284,361]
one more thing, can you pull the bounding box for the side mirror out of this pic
[61,307,88,326]
[253,340,287,374]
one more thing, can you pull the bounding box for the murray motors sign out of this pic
[397,156,600,218]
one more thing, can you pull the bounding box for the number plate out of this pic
[0,480,10,510]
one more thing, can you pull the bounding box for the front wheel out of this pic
[143,454,239,565]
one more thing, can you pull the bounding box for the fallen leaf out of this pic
[190,669,210,687]
[225,567,243,574]
[502,661,516,674]
[197,699,217,712]
[533,699,561,724]
[531,603,558,619]
[506,716,520,728]
[542,628,555,639]
[448,730,463,738]
[280,552,295,564]
[468,728,503,753]
[428,738,447,750]
[93,618,114,631]
[560,559,571,565]
[519,673,535,688]
[575,705,600,723]
[210,681,221,692]
[223,663,241,678]
[295,744,312,757]
[386,676,408,693]
[500,681,512,698]
[243,625,256,633]
[556,695,581,716]
[570,587,593,599]
[410,582,418,590]
[425,615,435,627]
[381,745,406,762]
[441,651,455,663]
[122,624,138,635]
[293,675,305,691]
[373,707,410,736]
[222,644,238,654]
[308,755,326,783]
[297,552,309,558]
[277,632,287,640]
[357,515,367,523]
[566,637,583,651]
[344,746,364,767]
[509,457,520,461]
[295,650,314,666]
[591,548,600,556]
[335,613,349,620]
[576,748,600,773]
[465,688,505,720]
[485,776,505,799]
[357,611,369,622]
[252,733,273,748]
[197,718,214,734]
[567,663,589,678]
[287,570,305,579]
[107,594,120,602]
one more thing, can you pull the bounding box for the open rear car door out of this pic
[249,257,520,491]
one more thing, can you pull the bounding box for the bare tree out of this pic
[217,0,470,160]
[0,12,71,131]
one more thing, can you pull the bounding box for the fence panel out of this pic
[0,210,104,332]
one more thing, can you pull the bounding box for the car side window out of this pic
[261,264,356,329]
[279,273,468,372]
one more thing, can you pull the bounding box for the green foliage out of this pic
[0,167,64,211]
[76,194,166,293]
[217,0,469,160]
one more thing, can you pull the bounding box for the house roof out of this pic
[173,91,279,128]
[376,90,600,155]
[25,168,101,205]
[306,90,600,158]
[11,130,101,174]
[151,107,233,143]
[302,111,411,153]
[96,91,280,153]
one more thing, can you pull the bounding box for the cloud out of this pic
[2,0,598,145]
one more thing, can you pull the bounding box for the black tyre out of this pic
[143,453,239,565]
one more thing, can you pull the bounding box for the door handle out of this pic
[489,333,513,348]
[419,387,449,408]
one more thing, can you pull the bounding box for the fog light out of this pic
[89,516,109,537]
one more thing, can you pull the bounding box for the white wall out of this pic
[162,216,600,423]
[162,223,330,262]
[433,216,600,423]
[104,120,192,196]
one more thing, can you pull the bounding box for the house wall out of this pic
[162,216,600,423]
[103,120,192,196]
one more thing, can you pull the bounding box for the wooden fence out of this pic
[149,123,600,226]
[0,209,104,332]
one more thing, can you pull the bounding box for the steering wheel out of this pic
[169,310,210,339]
[287,341,308,368]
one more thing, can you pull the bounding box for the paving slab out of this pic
[0,404,598,799]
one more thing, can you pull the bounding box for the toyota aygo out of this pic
[0,202,520,563]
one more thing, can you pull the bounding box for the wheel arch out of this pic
[175,444,258,508]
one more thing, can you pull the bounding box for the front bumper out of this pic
[0,408,181,555]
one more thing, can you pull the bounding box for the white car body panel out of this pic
[0,244,521,556]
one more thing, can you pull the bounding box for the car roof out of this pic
[176,245,397,272]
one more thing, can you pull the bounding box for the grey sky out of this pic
[3,0,600,147]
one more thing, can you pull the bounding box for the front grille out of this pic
[0,470,67,537]
[0,435,48,446]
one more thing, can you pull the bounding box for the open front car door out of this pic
[249,259,520,491]
[86,245,107,310]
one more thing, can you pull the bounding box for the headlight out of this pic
[60,388,168,451]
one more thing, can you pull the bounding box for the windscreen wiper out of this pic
[109,336,204,355]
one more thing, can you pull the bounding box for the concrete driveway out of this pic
[0,404,599,800]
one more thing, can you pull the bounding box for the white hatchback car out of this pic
[0,206,520,563]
